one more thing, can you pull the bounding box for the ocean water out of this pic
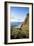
[10,22,22,28]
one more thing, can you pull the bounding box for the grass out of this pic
[10,13,29,39]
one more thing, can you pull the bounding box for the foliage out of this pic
[11,13,29,39]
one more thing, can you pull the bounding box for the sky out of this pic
[10,7,29,22]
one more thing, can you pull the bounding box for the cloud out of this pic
[10,16,26,22]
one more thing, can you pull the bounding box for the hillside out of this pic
[10,13,29,39]
[21,13,29,38]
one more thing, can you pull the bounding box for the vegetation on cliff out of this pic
[10,13,29,39]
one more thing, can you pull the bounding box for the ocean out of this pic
[10,22,23,28]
